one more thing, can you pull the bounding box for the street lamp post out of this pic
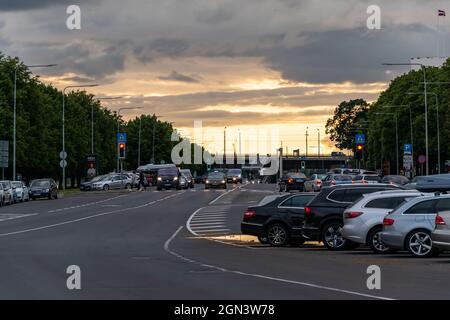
[407,92,440,174]
[62,84,99,190]
[138,116,142,167]
[383,62,428,174]
[383,105,414,176]
[13,63,57,180]
[376,112,398,175]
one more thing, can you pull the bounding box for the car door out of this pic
[110,176,121,189]
[278,195,315,235]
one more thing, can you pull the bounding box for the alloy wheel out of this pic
[408,232,433,257]
[324,225,345,249]
[267,225,288,246]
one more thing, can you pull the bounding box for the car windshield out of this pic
[0,182,9,188]
[31,180,50,187]
[227,169,241,175]
[181,170,192,176]
[11,182,22,188]
[158,168,178,176]
[208,172,225,179]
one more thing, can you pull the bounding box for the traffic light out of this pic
[119,143,126,159]
[355,143,364,159]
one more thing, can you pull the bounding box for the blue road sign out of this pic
[355,134,365,144]
[117,132,127,143]
[404,144,412,155]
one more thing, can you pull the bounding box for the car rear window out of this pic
[364,176,381,182]
[334,175,352,181]
[404,200,438,214]
[436,198,450,212]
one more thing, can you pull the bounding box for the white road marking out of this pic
[208,185,242,205]
[0,213,38,222]
[0,193,183,237]
[48,194,129,213]
[165,226,396,301]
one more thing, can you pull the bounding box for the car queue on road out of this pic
[242,169,450,260]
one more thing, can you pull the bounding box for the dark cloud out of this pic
[262,24,437,83]
[0,0,100,11]
[133,38,190,63]
[158,71,200,83]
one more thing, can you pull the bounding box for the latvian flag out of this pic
[438,9,446,16]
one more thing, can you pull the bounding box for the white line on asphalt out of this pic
[165,226,396,301]
[190,225,227,229]
[196,229,231,233]
[208,185,242,205]
[0,193,183,237]
[190,221,226,225]
[48,194,129,213]
[191,219,226,223]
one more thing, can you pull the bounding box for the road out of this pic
[0,183,449,299]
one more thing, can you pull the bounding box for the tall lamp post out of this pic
[376,112,398,175]
[13,63,57,180]
[62,84,99,190]
[383,62,428,175]
[383,105,414,176]
[407,92,440,174]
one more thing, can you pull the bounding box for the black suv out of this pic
[156,167,181,191]
[302,184,402,250]
[241,193,316,246]
[29,178,59,200]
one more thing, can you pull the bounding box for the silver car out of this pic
[342,190,427,253]
[380,194,450,257]
[11,181,30,202]
[92,174,132,191]
[431,210,450,252]
[0,181,14,205]
[304,174,326,192]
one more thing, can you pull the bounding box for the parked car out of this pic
[432,211,450,252]
[80,174,110,191]
[352,174,382,184]
[205,171,227,189]
[179,175,189,189]
[278,172,307,192]
[156,167,181,191]
[342,190,428,253]
[29,179,58,200]
[381,194,450,257]
[381,175,410,186]
[92,174,132,191]
[0,183,6,206]
[321,174,353,187]
[304,174,326,192]
[123,172,139,188]
[0,181,14,205]
[302,184,403,250]
[11,181,30,202]
[226,168,243,183]
[241,193,316,246]
[180,169,195,188]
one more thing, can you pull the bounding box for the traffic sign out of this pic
[117,132,127,143]
[59,159,67,168]
[355,134,365,145]
[404,144,412,155]
[418,155,427,164]
[59,151,67,159]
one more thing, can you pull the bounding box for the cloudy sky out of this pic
[1,0,448,154]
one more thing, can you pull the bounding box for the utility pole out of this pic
[138,116,142,167]
[317,129,320,157]
[223,127,227,167]
[305,127,309,157]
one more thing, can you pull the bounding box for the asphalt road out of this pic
[0,183,449,300]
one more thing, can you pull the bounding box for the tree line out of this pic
[326,59,450,175]
[0,53,204,186]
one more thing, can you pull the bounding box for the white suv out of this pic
[342,190,428,253]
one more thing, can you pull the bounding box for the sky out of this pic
[1,0,449,155]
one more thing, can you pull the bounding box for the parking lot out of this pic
[0,180,449,300]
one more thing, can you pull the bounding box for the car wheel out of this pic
[322,221,347,250]
[406,229,436,258]
[266,223,290,247]
[368,227,392,254]
[257,236,269,244]
[103,185,110,191]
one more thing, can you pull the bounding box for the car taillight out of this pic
[383,217,395,226]
[436,215,446,225]
[288,178,294,184]
[243,209,256,220]
[344,211,363,219]
[362,180,368,184]
[305,207,312,215]
[316,179,322,185]
[331,180,336,185]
